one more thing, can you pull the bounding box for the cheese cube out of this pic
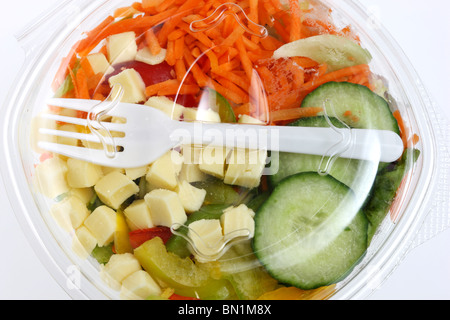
[84,205,117,247]
[125,166,148,181]
[145,96,185,120]
[238,114,265,125]
[224,148,267,188]
[123,199,154,231]
[120,270,162,300]
[57,124,79,147]
[188,219,224,259]
[69,187,94,205]
[176,181,206,213]
[67,158,103,188]
[196,108,221,123]
[107,31,138,64]
[199,146,231,179]
[34,157,69,199]
[146,150,183,190]
[220,204,255,240]
[94,171,139,210]
[136,47,167,66]
[144,189,187,229]
[72,226,97,260]
[100,253,142,291]
[50,195,90,232]
[179,163,206,183]
[109,68,146,104]
[181,144,203,165]
[30,112,57,153]
[87,53,112,75]
[102,166,125,175]
[183,108,198,122]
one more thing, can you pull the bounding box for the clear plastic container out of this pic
[1,0,449,300]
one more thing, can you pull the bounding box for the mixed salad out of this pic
[33,0,420,300]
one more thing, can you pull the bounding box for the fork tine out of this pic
[40,113,126,132]
[37,142,117,166]
[47,98,102,113]
[39,128,125,145]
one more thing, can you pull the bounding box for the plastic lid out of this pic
[1,0,447,300]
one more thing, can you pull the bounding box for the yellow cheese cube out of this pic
[94,171,139,210]
[72,226,97,260]
[145,96,185,120]
[50,195,90,232]
[69,187,94,205]
[84,205,117,247]
[220,204,255,240]
[123,199,154,231]
[125,166,148,181]
[86,53,112,75]
[181,144,203,165]
[102,166,125,175]
[196,108,221,123]
[188,219,224,259]
[179,163,206,183]
[120,270,162,300]
[199,146,231,179]
[136,47,167,66]
[30,112,57,153]
[238,114,265,125]
[109,68,146,104]
[183,108,198,122]
[144,189,187,229]
[57,123,79,147]
[67,158,103,188]
[224,148,267,188]
[100,253,142,290]
[146,150,183,190]
[107,31,138,64]
[176,181,206,213]
[34,157,69,199]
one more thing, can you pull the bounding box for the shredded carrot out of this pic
[165,40,176,66]
[175,59,187,83]
[235,36,254,81]
[270,107,323,123]
[393,110,408,149]
[174,36,185,61]
[145,29,162,55]
[289,0,304,41]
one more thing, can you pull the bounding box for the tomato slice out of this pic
[129,227,173,249]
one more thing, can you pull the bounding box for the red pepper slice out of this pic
[169,294,200,300]
[129,227,172,249]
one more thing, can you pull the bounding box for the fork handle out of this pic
[171,122,404,163]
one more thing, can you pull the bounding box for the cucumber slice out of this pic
[273,35,372,72]
[301,82,400,133]
[208,89,237,123]
[253,172,368,290]
[191,178,244,205]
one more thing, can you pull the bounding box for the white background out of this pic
[0,0,449,300]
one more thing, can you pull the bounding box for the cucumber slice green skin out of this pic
[208,89,237,123]
[301,82,400,133]
[273,35,372,72]
[253,172,368,290]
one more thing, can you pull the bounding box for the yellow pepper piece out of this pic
[114,210,133,254]
[257,285,336,300]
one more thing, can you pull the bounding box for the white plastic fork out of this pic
[38,98,405,169]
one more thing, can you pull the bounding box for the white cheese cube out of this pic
[238,114,265,124]
[123,199,154,231]
[30,112,57,153]
[196,108,221,123]
[84,205,117,247]
[100,253,142,291]
[51,195,90,232]
[144,189,187,229]
[224,148,267,188]
[188,219,224,259]
[72,226,97,260]
[87,53,112,75]
[145,96,185,120]
[199,146,231,179]
[179,163,206,183]
[69,187,94,205]
[102,166,125,175]
[125,166,148,181]
[120,270,162,300]
[181,144,203,165]
[136,47,167,66]
[146,150,183,190]
[109,68,146,104]
[176,181,206,213]
[220,204,255,240]
[107,31,138,64]
[94,171,139,210]
[67,158,103,188]
[34,157,69,199]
